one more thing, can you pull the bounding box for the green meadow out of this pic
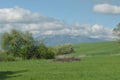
[1,41,120,80]
[74,41,120,56]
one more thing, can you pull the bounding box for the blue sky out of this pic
[0,0,119,27]
[0,0,119,39]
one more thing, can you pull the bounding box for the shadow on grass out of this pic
[0,70,28,80]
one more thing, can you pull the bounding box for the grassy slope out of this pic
[0,41,120,80]
[73,41,120,56]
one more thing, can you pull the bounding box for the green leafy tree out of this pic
[2,29,34,57]
[1,29,55,59]
[113,23,120,41]
[56,44,74,55]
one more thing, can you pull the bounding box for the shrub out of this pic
[55,44,74,55]
[0,51,15,61]
[44,47,55,59]
[37,46,55,59]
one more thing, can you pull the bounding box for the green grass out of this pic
[1,56,120,80]
[1,41,120,80]
[73,41,120,56]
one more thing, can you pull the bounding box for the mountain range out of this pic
[0,33,109,47]
[35,34,106,46]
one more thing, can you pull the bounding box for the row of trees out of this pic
[1,29,55,59]
[1,29,74,60]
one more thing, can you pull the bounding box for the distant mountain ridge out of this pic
[35,34,106,46]
[0,33,108,47]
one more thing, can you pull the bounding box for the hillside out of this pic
[72,41,120,57]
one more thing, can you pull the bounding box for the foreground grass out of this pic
[0,56,120,80]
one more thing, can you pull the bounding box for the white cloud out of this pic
[0,7,114,40]
[93,4,120,14]
[0,6,58,23]
[70,23,113,40]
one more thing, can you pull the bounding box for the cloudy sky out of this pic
[0,0,120,39]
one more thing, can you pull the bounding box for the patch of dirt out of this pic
[53,57,80,62]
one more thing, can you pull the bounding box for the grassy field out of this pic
[0,41,120,80]
[73,41,120,56]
